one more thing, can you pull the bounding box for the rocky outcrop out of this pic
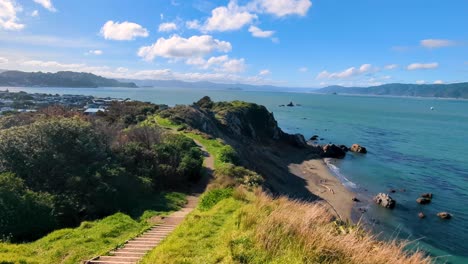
[421,193,433,199]
[339,145,349,152]
[416,197,431,204]
[373,193,396,209]
[322,144,346,159]
[437,212,452,219]
[310,135,319,141]
[161,97,308,148]
[418,212,426,218]
[350,144,367,154]
[284,134,307,148]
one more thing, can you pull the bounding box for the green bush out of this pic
[198,188,233,211]
[218,145,239,164]
[0,173,56,241]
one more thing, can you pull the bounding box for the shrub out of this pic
[198,188,233,211]
[0,173,56,241]
[218,145,239,165]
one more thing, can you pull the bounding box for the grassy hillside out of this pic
[142,188,430,264]
[0,193,185,264]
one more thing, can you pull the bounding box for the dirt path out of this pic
[85,141,214,264]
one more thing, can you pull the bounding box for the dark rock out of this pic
[350,144,367,154]
[418,212,426,219]
[437,212,452,219]
[279,104,285,107]
[421,193,433,199]
[352,197,360,202]
[320,138,324,141]
[339,145,349,152]
[389,189,397,193]
[373,193,396,209]
[284,133,307,148]
[416,197,431,205]
[310,135,319,141]
[287,101,294,107]
[322,144,346,159]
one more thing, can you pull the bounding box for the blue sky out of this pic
[0,0,467,87]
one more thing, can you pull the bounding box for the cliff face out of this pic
[160,97,306,147]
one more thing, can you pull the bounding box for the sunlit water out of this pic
[5,86,468,263]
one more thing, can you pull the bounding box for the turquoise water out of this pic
[6,87,468,263]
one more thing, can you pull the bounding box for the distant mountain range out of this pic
[0,71,137,88]
[1,70,467,99]
[317,83,468,99]
[119,78,288,91]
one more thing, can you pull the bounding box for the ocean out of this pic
[5,86,468,263]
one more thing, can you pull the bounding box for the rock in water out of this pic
[339,145,349,152]
[437,212,452,219]
[350,144,367,154]
[416,197,432,205]
[310,135,319,141]
[418,212,426,219]
[373,193,396,209]
[322,144,346,159]
[421,193,433,199]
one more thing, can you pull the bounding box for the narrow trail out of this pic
[85,140,214,264]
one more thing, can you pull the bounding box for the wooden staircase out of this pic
[85,196,198,264]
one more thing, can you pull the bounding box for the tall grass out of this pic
[142,187,431,264]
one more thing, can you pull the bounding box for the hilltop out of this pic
[0,71,137,88]
[318,82,468,99]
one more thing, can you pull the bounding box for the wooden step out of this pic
[109,251,146,257]
[116,247,150,252]
[123,245,154,250]
[88,261,137,264]
[98,256,140,261]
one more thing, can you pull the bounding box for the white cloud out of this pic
[33,0,56,12]
[160,13,164,20]
[298,67,308,72]
[87,49,103,55]
[0,0,24,31]
[22,60,85,69]
[317,64,376,79]
[407,62,438,70]
[253,0,312,17]
[384,64,398,70]
[100,21,149,41]
[158,22,177,32]
[186,20,201,29]
[434,80,444,84]
[137,35,232,61]
[416,80,426,84]
[420,39,455,49]
[186,55,246,73]
[259,69,270,75]
[248,25,274,38]
[195,1,257,32]
[31,10,39,17]
[0,57,8,64]
[0,33,101,48]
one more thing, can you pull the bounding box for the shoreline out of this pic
[289,158,358,223]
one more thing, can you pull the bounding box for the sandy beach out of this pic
[289,158,356,222]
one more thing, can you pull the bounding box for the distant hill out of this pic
[120,78,293,91]
[0,71,138,88]
[317,83,468,99]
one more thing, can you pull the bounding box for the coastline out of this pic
[289,158,357,223]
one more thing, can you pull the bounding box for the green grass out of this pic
[140,197,248,264]
[0,192,186,264]
[147,115,232,169]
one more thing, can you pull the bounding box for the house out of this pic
[84,108,106,115]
